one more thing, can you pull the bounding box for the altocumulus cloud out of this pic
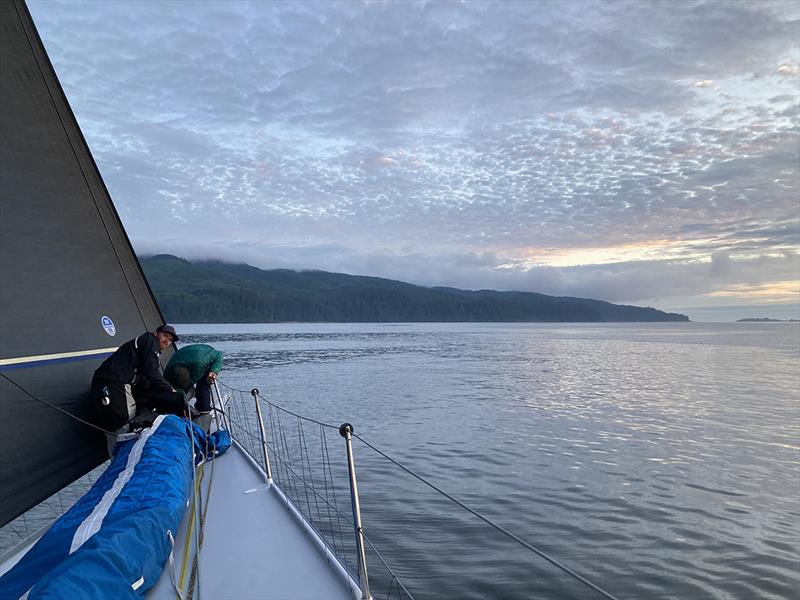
[28,0,800,318]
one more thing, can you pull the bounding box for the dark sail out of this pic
[0,0,166,526]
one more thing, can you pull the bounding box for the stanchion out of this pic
[250,389,274,483]
[340,423,371,600]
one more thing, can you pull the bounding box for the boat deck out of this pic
[0,433,358,599]
[148,443,357,599]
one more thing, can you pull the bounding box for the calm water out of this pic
[4,323,796,599]
[178,322,800,600]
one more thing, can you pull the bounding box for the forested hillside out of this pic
[140,255,689,323]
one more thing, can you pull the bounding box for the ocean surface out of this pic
[180,322,800,600]
[2,322,797,599]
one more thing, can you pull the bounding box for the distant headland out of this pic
[140,254,690,324]
[737,318,799,322]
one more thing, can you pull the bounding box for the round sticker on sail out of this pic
[100,315,116,336]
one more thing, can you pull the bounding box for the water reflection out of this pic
[181,323,800,599]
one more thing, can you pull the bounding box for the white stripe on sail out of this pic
[70,415,167,554]
[0,347,118,366]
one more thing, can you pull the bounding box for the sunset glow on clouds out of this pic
[28,0,800,320]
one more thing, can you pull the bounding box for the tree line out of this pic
[140,254,689,323]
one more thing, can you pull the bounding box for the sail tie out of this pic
[166,530,185,600]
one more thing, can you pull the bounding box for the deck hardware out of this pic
[250,389,274,483]
[339,423,372,600]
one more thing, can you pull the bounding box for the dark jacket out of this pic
[93,332,173,393]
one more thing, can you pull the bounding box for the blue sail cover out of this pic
[0,415,196,599]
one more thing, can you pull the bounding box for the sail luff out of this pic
[0,0,169,526]
[11,0,165,330]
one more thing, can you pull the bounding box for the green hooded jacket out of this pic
[165,344,224,385]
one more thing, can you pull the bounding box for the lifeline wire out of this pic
[214,379,622,599]
[360,533,415,600]
[216,380,338,430]
[0,371,226,437]
[353,433,622,600]
[0,372,118,436]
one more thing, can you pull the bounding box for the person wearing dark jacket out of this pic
[164,344,224,414]
[91,324,181,432]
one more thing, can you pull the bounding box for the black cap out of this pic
[156,324,179,342]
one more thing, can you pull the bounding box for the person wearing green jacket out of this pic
[164,344,224,414]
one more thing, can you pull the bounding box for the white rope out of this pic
[166,530,185,600]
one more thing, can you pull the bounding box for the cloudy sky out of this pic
[28,0,800,321]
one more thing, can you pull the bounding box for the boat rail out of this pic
[213,379,623,600]
[0,377,412,600]
[213,380,414,600]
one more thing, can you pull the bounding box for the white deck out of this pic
[148,444,358,599]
